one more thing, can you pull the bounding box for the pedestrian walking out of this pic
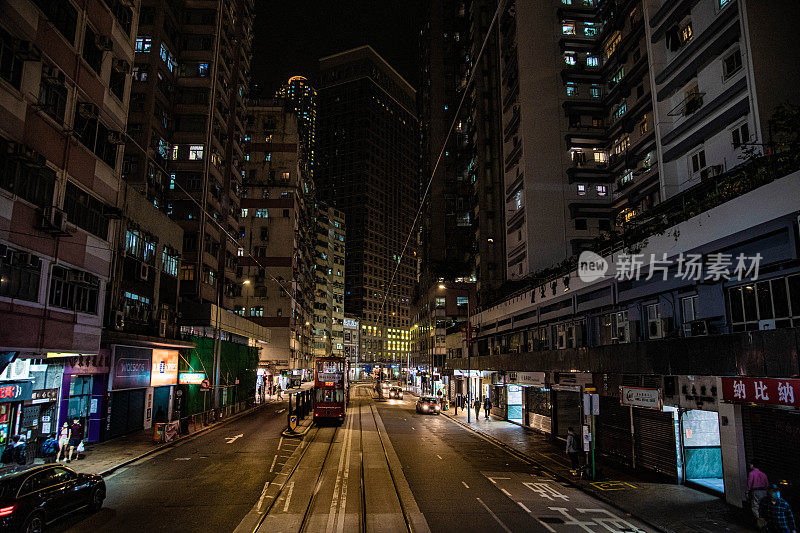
[483,397,492,419]
[276,385,283,400]
[473,398,480,420]
[566,427,581,473]
[67,418,83,462]
[57,422,70,462]
[747,462,769,525]
[759,484,796,533]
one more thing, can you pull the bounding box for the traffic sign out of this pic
[289,415,298,431]
[201,379,210,389]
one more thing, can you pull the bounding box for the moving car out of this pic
[415,396,440,414]
[388,387,403,399]
[0,464,105,532]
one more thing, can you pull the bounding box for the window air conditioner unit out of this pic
[758,319,776,331]
[648,318,663,339]
[40,206,68,234]
[689,319,709,336]
[113,310,125,330]
[139,262,150,281]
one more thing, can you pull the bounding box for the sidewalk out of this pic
[442,402,753,533]
[38,398,282,476]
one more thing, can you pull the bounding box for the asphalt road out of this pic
[55,400,293,533]
[375,396,651,533]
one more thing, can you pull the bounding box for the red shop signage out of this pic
[721,377,799,407]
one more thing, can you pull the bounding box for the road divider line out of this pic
[517,501,531,513]
[462,481,469,489]
[436,454,443,460]
[278,436,283,450]
[501,488,512,497]
[283,480,294,512]
[476,497,512,533]
[269,455,277,473]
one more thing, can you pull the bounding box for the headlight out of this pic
[422,405,428,410]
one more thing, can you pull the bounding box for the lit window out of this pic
[577,184,586,195]
[135,37,151,53]
[566,82,578,96]
[169,174,175,189]
[593,150,607,163]
[611,67,624,84]
[171,145,179,160]
[719,0,733,8]
[681,22,693,43]
[586,56,599,67]
[255,209,269,218]
[562,21,576,35]
[596,185,607,196]
[241,208,248,218]
[604,32,621,59]
[198,63,209,76]
[620,170,634,185]
[250,306,264,317]
[564,53,576,66]
[583,23,598,37]
[590,85,600,98]
[189,145,204,160]
[613,101,627,121]
[639,115,649,135]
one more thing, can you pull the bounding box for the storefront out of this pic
[54,352,110,443]
[552,385,582,439]
[0,380,33,445]
[507,372,550,433]
[107,345,152,439]
[622,386,679,481]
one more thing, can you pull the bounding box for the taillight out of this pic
[0,505,15,517]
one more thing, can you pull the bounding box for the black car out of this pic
[0,464,105,532]
[388,387,403,399]
[415,397,441,414]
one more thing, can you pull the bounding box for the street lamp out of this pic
[242,279,251,285]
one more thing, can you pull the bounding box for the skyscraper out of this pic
[317,46,419,364]
[276,76,317,178]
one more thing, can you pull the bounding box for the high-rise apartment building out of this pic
[124,0,253,313]
[313,204,345,357]
[276,76,316,178]
[317,46,419,363]
[235,98,315,371]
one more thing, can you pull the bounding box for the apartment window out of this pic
[620,169,634,186]
[179,264,195,281]
[566,82,578,96]
[241,208,249,218]
[593,150,607,163]
[64,182,109,240]
[435,297,445,308]
[162,249,179,277]
[596,185,607,196]
[719,0,733,8]
[250,306,264,317]
[281,170,290,181]
[0,247,41,302]
[611,67,624,84]
[577,184,586,196]
[731,122,750,148]
[586,56,599,67]
[689,148,706,177]
[234,306,245,317]
[135,37,152,53]
[82,26,104,75]
[0,29,25,89]
[723,49,742,79]
[574,219,587,230]
[160,43,177,72]
[681,295,698,336]
[604,32,622,59]
[590,85,600,98]
[562,22,576,35]
[639,115,649,135]
[728,276,800,332]
[189,145,204,160]
[255,209,269,218]
[564,53,576,66]
[49,266,99,314]
[613,101,627,121]
[680,21,693,43]
[132,63,149,81]
[583,22,598,36]
[33,0,77,44]
[599,219,611,231]
[73,104,118,168]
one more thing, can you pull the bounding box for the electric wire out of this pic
[377,0,507,326]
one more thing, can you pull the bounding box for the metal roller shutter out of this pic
[554,391,581,438]
[743,406,800,509]
[108,389,145,439]
[597,397,633,466]
[633,408,678,479]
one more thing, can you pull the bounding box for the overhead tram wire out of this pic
[377,0,507,325]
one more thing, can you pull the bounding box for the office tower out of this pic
[276,76,317,178]
[313,204,346,357]
[235,98,315,371]
[124,0,254,312]
[317,46,419,364]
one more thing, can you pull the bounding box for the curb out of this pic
[441,412,667,533]
[281,419,313,438]
[98,403,269,477]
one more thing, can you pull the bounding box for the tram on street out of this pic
[313,356,347,422]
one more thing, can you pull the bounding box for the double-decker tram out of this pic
[314,356,347,423]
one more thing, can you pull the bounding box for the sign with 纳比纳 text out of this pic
[722,377,798,408]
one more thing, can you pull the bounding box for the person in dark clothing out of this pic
[68,418,83,462]
[566,427,581,473]
[154,406,167,424]
[483,397,492,419]
[12,435,27,465]
[473,398,480,420]
[760,485,796,533]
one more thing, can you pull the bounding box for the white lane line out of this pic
[277,408,286,414]
[326,409,353,533]
[269,455,278,473]
[283,480,294,512]
[517,501,531,513]
[335,408,355,533]
[476,497,513,533]
[437,454,443,460]
[536,518,557,533]
[487,476,510,484]
[175,457,191,461]
[462,481,470,489]
[278,436,284,450]
[501,488,512,497]
[411,427,415,430]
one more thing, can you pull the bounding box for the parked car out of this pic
[0,464,105,532]
[415,397,440,414]
[388,387,403,399]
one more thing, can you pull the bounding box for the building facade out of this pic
[235,98,315,372]
[313,204,345,358]
[276,75,316,178]
[317,46,419,364]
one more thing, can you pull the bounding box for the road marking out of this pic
[283,481,294,512]
[461,481,469,489]
[536,518,557,533]
[277,408,286,414]
[175,457,191,461]
[486,476,510,484]
[500,488,512,497]
[269,455,278,472]
[437,454,443,460]
[411,427,415,430]
[278,436,284,450]
[589,480,638,491]
[476,497,512,533]
[517,501,531,513]
[225,433,244,444]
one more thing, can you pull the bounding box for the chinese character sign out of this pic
[722,377,800,408]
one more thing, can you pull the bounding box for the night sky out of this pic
[252,1,423,94]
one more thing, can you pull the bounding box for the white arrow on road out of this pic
[225,434,243,444]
